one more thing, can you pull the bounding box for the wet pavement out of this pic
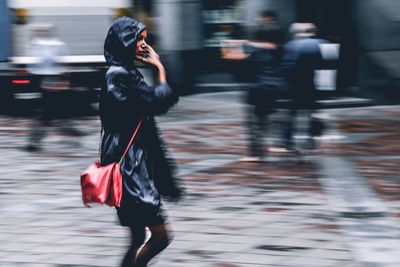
[0,91,399,267]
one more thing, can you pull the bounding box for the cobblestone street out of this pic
[0,92,399,267]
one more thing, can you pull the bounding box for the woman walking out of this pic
[100,17,182,267]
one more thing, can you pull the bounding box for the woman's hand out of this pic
[137,45,167,83]
[137,45,161,67]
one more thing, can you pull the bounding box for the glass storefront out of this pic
[202,0,245,70]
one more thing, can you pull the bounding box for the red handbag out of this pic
[80,118,143,207]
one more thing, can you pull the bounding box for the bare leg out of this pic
[121,226,146,267]
[134,223,171,267]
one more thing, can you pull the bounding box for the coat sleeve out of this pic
[109,71,178,116]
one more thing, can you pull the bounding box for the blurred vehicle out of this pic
[0,0,133,116]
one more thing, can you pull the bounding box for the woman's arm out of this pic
[136,45,167,83]
[122,75,177,115]
[104,67,177,116]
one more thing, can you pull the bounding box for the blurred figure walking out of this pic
[243,23,287,161]
[25,24,74,151]
[222,12,287,161]
[101,17,182,267]
[281,23,327,151]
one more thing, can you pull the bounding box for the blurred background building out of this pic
[0,0,399,115]
[144,0,400,102]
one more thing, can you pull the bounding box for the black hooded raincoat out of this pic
[100,17,180,227]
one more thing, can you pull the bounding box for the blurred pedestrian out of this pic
[281,23,327,151]
[25,24,76,151]
[244,23,287,161]
[222,22,286,161]
[101,17,182,267]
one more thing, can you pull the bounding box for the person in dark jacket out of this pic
[222,23,286,161]
[100,17,182,267]
[281,23,327,151]
[243,23,286,161]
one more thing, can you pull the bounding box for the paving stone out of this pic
[0,93,399,266]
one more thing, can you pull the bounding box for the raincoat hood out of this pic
[104,17,146,67]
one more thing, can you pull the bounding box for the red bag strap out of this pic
[120,118,143,162]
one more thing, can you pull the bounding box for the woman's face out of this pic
[136,30,148,59]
